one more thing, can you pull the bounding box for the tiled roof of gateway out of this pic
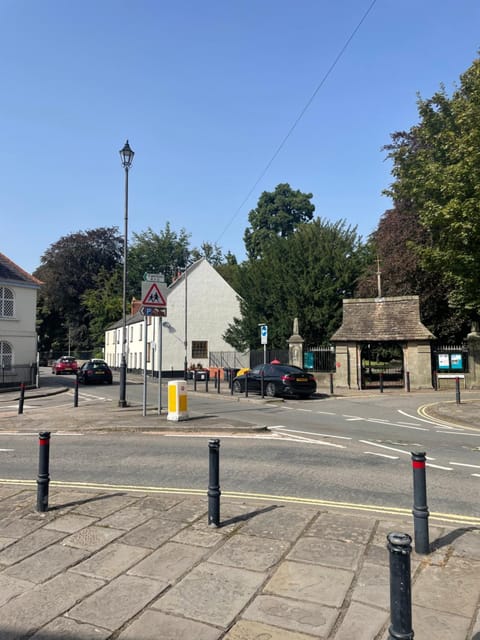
[0,253,42,286]
[331,296,435,342]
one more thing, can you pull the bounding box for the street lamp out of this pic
[118,140,134,407]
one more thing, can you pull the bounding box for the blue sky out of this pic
[2,0,480,275]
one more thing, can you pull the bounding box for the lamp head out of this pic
[119,140,134,169]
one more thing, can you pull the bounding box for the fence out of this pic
[209,351,249,370]
[0,363,38,389]
[304,346,336,372]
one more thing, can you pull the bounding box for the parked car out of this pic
[51,356,78,375]
[232,363,316,398]
[77,360,113,385]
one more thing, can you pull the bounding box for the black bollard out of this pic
[411,451,430,554]
[387,532,414,640]
[37,432,51,512]
[245,372,249,398]
[18,382,25,415]
[208,439,221,527]
[193,370,197,391]
[260,370,264,398]
[217,371,221,394]
[329,372,334,395]
[455,376,461,405]
[205,373,209,393]
[379,372,384,393]
[406,371,411,393]
[433,370,438,391]
[230,370,234,395]
[74,377,79,407]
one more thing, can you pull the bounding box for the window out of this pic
[0,287,14,318]
[191,341,208,359]
[139,324,142,341]
[0,341,13,368]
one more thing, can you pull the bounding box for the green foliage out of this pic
[384,57,480,319]
[81,267,123,349]
[127,223,191,295]
[35,227,123,352]
[356,205,471,342]
[224,218,367,349]
[244,183,315,259]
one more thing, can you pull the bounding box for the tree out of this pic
[384,57,480,322]
[244,183,315,260]
[127,223,191,294]
[224,218,366,350]
[356,205,470,342]
[35,227,123,353]
[81,267,123,350]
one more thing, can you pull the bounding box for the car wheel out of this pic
[233,380,242,393]
[265,382,276,397]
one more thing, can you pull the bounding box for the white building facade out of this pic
[0,253,42,373]
[104,259,248,374]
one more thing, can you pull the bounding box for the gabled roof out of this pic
[0,253,43,287]
[331,296,435,342]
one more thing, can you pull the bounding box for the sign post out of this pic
[260,324,268,364]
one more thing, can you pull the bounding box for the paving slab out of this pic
[0,528,65,566]
[224,619,319,639]
[69,542,150,580]
[264,560,354,608]
[349,562,390,609]
[287,536,364,570]
[208,532,290,571]
[0,572,104,639]
[128,540,208,581]
[118,516,185,548]
[116,608,223,640]
[411,605,471,640]
[61,524,124,551]
[332,601,388,640]
[2,542,89,583]
[68,574,167,630]
[240,505,315,541]
[153,561,267,627]
[0,573,35,606]
[242,593,339,637]
[97,504,157,530]
[29,616,111,640]
[43,512,98,533]
[306,511,376,544]
[413,556,480,618]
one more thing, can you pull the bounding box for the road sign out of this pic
[140,306,167,317]
[141,282,167,307]
[260,324,268,345]
[143,272,165,283]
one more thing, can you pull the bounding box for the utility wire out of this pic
[215,0,378,247]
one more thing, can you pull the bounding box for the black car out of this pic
[232,363,316,398]
[77,361,113,385]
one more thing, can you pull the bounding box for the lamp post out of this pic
[118,140,134,407]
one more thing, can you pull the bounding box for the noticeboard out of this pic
[304,351,314,370]
[437,352,464,372]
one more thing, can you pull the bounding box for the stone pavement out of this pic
[0,384,480,638]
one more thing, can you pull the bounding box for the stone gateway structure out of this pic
[331,296,435,390]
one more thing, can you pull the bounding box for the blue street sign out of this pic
[260,324,268,345]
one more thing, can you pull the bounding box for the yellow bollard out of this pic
[167,380,189,421]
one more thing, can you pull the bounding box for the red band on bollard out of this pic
[39,439,49,446]
[412,460,425,469]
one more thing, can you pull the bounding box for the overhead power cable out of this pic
[215,0,378,247]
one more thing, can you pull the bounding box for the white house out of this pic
[104,258,248,374]
[0,253,42,376]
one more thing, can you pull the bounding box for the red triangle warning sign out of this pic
[142,282,167,307]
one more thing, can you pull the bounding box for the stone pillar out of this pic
[407,341,433,389]
[288,317,304,368]
[466,323,480,389]
[333,342,356,389]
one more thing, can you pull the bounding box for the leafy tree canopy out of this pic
[35,227,122,352]
[243,183,315,260]
[384,57,480,319]
[225,218,366,350]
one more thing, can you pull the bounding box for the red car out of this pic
[51,356,78,375]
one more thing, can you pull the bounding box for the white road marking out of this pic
[359,440,414,457]
[364,452,399,460]
[436,431,480,437]
[270,426,351,440]
[449,462,480,469]
[426,463,453,471]
[315,411,336,416]
[397,410,439,425]
[0,448,14,452]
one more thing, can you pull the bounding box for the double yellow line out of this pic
[2,478,479,527]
